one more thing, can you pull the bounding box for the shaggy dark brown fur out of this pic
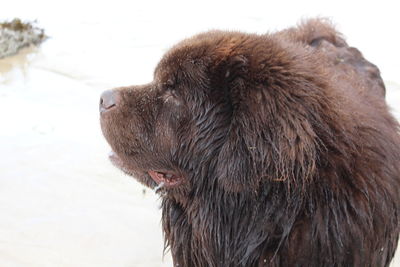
[100,19,400,267]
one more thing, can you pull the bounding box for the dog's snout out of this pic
[100,90,119,113]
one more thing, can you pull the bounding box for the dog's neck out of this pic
[161,182,298,267]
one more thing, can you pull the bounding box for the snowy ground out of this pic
[0,0,399,266]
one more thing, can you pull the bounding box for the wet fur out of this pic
[100,19,400,266]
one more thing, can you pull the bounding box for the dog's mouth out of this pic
[147,170,183,187]
[108,151,184,189]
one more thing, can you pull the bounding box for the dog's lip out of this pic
[100,105,116,114]
[108,151,183,188]
[148,170,183,187]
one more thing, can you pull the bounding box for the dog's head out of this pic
[100,31,325,200]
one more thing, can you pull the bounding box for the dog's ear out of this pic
[215,54,319,193]
[215,54,264,193]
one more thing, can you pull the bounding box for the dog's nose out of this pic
[100,90,119,113]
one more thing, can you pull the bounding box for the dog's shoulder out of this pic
[275,18,385,98]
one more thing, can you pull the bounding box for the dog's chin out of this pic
[108,151,185,193]
[108,151,158,189]
[108,151,125,171]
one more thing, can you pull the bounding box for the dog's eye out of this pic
[159,79,180,105]
[165,86,175,93]
[161,89,180,105]
[165,79,175,90]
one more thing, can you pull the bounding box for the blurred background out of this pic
[0,0,399,266]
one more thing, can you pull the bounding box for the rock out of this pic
[0,18,46,59]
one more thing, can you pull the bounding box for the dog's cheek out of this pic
[216,139,259,193]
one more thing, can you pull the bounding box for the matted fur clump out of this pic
[100,19,400,267]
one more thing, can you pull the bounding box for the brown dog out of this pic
[100,19,400,267]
